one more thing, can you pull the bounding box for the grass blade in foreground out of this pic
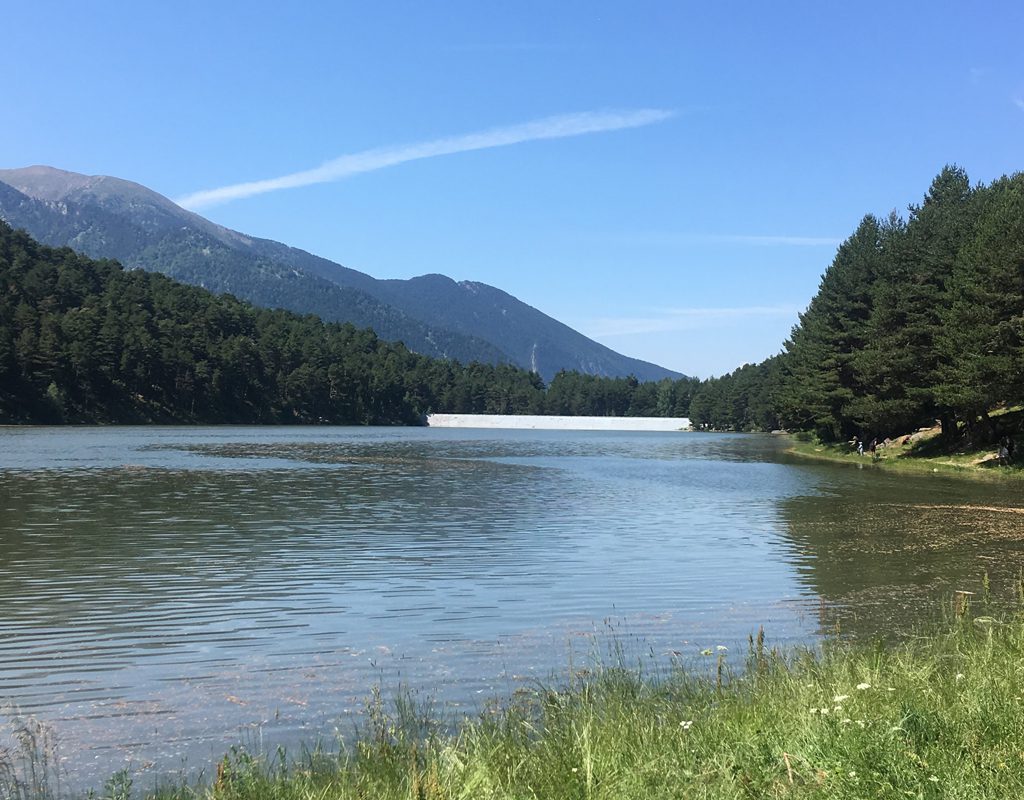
[8,595,1024,798]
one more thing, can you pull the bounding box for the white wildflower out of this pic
[833,694,849,703]
[679,720,693,730]
[856,682,871,690]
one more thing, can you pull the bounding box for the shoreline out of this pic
[14,604,1024,799]
[785,438,1024,481]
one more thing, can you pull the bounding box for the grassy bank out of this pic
[8,594,1024,799]
[785,406,1024,480]
[786,432,1024,481]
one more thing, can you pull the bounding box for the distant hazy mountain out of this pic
[0,166,681,381]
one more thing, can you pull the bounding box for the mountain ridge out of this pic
[0,172,511,366]
[0,165,682,381]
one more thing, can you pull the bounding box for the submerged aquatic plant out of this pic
[0,710,62,800]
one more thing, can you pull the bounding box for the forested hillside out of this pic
[0,166,680,382]
[0,172,510,368]
[0,222,698,424]
[11,166,1015,434]
[688,167,1024,443]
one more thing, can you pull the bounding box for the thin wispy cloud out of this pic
[586,305,801,337]
[599,231,843,248]
[443,42,579,53]
[177,109,674,210]
[1014,96,1024,111]
[703,234,842,247]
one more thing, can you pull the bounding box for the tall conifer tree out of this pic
[935,173,1024,439]
[778,215,884,440]
[852,166,976,437]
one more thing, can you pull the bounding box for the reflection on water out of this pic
[0,426,1021,788]
[776,460,1024,636]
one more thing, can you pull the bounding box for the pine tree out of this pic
[851,166,977,438]
[934,173,1024,440]
[777,215,885,440]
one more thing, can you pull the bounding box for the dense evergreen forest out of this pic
[0,221,699,424]
[687,167,1024,443]
[11,166,1012,433]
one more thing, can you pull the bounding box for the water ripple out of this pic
[1,427,1019,789]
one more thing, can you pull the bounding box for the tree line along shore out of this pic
[3,166,1023,473]
[687,167,1024,461]
[0,220,700,425]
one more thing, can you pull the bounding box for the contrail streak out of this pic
[176,109,674,210]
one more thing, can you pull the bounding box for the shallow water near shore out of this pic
[1,426,1022,791]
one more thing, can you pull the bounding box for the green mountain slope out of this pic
[0,220,565,424]
[0,168,509,366]
[0,166,681,381]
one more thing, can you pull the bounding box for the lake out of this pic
[1,426,1022,790]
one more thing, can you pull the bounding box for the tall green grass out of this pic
[8,591,1024,798]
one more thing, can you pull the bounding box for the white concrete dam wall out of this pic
[426,414,691,431]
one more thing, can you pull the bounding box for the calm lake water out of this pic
[1,426,1022,789]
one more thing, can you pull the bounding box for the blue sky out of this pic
[3,2,1023,377]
